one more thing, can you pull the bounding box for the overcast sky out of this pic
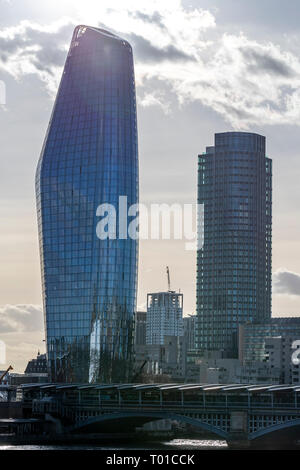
[1,0,300,371]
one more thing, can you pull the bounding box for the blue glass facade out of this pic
[196,132,272,356]
[35,26,138,383]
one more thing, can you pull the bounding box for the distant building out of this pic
[195,357,280,385]
[235,362,280,385]
[197,132,272,357]
[135,312,147,346]
[25,352,47,374]
[265,336,300,384]
[141,335,187,382]
[3,352,49,386]
[9,373,48,386]
[146,292,183,345]
[239,318,300,363]
[183,315,196,350]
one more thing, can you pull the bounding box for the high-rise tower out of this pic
[36,26,138,383]
[146,292,184,345]
[196,132,272,357]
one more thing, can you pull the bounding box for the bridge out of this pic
[20,382,300,448]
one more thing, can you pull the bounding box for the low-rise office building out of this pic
[135,335,187,382]
[238,318,300,363]
[265,336,300,384]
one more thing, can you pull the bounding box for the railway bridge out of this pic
[21,382,300,448]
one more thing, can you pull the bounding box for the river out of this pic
[0,439,228,450]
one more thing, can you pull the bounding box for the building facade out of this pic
[135,311,147,346]
[239,318,300,363]
[197,358,280,385]
[183,314,196,350]
[25,352,48,374]
[145,336,187,381]
[146,292,183,345]
[265,336,300,385]
[36,26,138,383]
[136,336,187,382]
[196,132,272,356]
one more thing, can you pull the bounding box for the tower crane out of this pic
[0,365,13,384]
[166,266,171,291]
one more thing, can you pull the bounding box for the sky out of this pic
[1,0,300,371]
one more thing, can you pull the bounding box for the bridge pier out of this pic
[227,433,251,449]
[45,414,63,435]
[227,411,250,448]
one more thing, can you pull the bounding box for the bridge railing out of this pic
[31,398,300,413]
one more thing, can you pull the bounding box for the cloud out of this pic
[0,331,46,373]
[0,304,43,333]
[273,269,300,296]
[129,11,166,30]
[241,47,295,78]
[2,3,300,126]
[126,33,195,63]
[139,32,300,128]
[0,18,75,95]
[138,90,171,113]
[0,4,214,97]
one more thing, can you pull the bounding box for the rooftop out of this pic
[19,382,300,394]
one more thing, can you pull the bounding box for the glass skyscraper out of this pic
[196,132,272,357]
[35,26,138,383]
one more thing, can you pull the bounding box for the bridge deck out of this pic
[18,382,300,412]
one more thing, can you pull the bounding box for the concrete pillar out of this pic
[45,413,64,435]
[230,411,248,433]
[227,411,250,449]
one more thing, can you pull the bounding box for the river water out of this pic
[0,439,228,450]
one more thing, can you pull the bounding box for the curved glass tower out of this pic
[196,132,272,357]
[36,26,138,383]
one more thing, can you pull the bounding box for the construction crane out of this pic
[0,365,13,384]
[166,266,171,291]
[131,360,147,383]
